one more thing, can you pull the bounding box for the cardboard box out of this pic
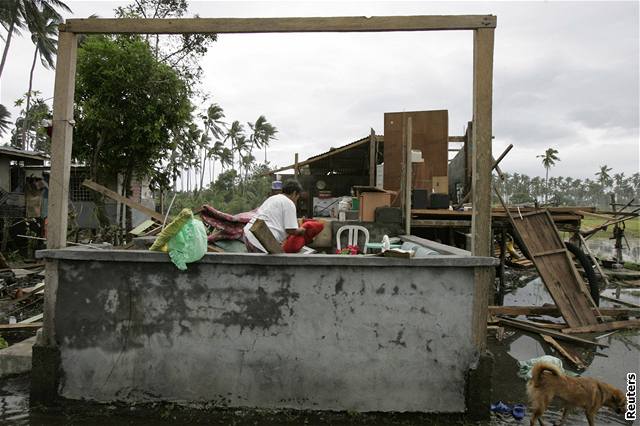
[432,175,448,194]
[359,192,392,222]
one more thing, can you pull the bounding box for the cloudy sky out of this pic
[1,1,638,182]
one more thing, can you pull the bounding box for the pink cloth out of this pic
[199,205,255,242]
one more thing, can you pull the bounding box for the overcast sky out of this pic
[1,1,638,182]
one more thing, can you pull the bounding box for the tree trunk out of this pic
[545,167,549,204]
[0,14,17,80]
[91,133,110,229]
[21,47,39,150]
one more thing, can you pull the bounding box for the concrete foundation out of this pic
[34,246,496,414]
[0,336,36,377]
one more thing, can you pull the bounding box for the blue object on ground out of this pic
[490,401,511,414]
[512,403,526,420]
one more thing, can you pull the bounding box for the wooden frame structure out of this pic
[45,15,496,350]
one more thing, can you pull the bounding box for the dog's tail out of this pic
[530,361,563,386]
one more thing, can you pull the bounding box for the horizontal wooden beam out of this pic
[411,219,472,228]
[61,15,497,34]
[489,305,639,318]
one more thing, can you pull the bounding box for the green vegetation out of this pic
[170,168,272,215]
[494,163,639,209]
[580,217,640,240]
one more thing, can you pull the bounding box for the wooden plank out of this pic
[470,27,495,352]
[47,31,78,250]
[600,295,640,308]
[249,219,283,254]
[18,313,44,324]
[562,320,640,334]
[448,136,466,142]
[62,15,497,34]
[0,322,43,330]
[488,305,639,318]
[411,219,472,228]
[541,335,586,370]
[533,248,569,258]
[82,179,165,222]
[368,128,376,187]
[497,317,607,348]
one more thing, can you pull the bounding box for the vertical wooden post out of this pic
[43,31,77,346]
[405,117,413,236]
[368,128,376,187]
[470,28,495,352]
[294,153,299,176]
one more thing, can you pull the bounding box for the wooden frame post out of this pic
[368,128,376,187]
[43,31,77,346]
[470,28,495,351]
[404,117,413,236]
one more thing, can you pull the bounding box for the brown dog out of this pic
[527,361,626,426]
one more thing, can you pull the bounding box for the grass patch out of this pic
[580,216,640,240]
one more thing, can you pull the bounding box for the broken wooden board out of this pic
[82,179,165,222]
[562,320,640,334]
[249,219,283,254]
[509,210,600,328]
[541,335,586,370]
[489,305,639,318]
[600,295,640,309]
[0,323,42,330]
[497,317,607,348]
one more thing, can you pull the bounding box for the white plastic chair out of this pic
[336,225,370,254]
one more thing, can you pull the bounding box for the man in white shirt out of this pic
[243,180,306,253]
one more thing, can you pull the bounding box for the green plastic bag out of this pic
[167,217,208,271]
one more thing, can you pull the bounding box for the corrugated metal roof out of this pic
[0,146,48,162]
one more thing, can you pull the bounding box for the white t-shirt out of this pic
[244,194,298,253]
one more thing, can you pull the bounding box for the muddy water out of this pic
[490,276,637,425]
[0,277,637,425]
[587,238,640,264]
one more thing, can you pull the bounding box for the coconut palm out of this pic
[536,148,560,203]
[0,0,71,79]
[224,120,245,171]
[248,115,278,163]
[20,6,60,149]
[199,103,225,189]
[595,165,613,190]
[0,104,10,137]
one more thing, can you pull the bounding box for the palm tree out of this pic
[536,148,560,204]
[20,6,59,149]
[224,120,245,171]
[0,104,10,137]
[199,103,225,190]
[248,115,278,163]
[595,165,613,190]
[0,0,71,79]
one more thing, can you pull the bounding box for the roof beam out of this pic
[61,15,496,34]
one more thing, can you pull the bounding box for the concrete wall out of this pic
[36,249,496,413]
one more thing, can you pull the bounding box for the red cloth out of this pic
[282,220,324,253]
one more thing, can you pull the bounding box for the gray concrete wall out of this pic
[36,249,496,413]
